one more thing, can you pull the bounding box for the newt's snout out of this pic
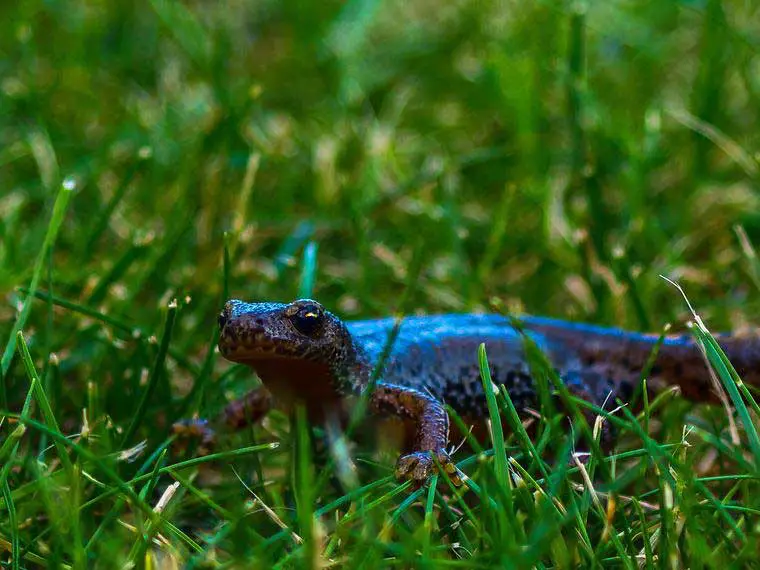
[217,303,285,361]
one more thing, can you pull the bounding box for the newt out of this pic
[179,298,760,485]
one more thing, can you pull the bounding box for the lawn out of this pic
[2,0,760,567]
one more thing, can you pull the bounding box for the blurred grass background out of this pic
[3,0,760,329]
[2,0,760,567]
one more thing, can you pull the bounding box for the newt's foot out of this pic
[395,450,463,487]
[171,418,217,456]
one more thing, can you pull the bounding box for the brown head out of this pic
[217,299,370,408]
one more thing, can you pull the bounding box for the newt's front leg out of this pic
[370,383,462,486]
[172,385,273,452]
[222,385,273,428]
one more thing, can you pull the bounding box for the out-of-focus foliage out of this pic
[3,0,759,327]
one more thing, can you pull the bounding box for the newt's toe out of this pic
[395,450,462,487]
[171,418,217,456]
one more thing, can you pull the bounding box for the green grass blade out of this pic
[1,180,74,405]
[77,442,277,514]
[477,343,517,528]
[84,441,173,553]
[421,474,438,559]
[695,324,760,468]
[87,241,147,306]
[477,343,508,491]
[84,156,148,253]
[18,288,137,334]
[17,288,200,377]
[298,241,319,299]
[3,413,212,554]
[15,332,73,474]
[498,384,550,481]
[2,478,19,570]
[293,405,316,566]
[663,276,760,469]
[121,299,178,446]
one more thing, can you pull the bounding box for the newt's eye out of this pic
[290,303,324,336]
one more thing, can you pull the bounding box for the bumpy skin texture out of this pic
[198,298,760,485]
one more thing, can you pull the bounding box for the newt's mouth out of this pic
[218,326,300,362]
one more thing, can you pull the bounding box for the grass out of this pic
[2,0,760,567]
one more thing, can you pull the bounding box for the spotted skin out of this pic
[180,298,760,486]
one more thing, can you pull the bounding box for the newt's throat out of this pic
[245,358,344,416]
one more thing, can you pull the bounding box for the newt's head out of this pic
[218,299,349,362]
[217,299,368,400]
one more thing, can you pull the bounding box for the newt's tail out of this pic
[641,332,760,402]
[522,316,760,403]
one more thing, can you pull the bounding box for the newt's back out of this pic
[348,314,635,416]
[348,312,746,414]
